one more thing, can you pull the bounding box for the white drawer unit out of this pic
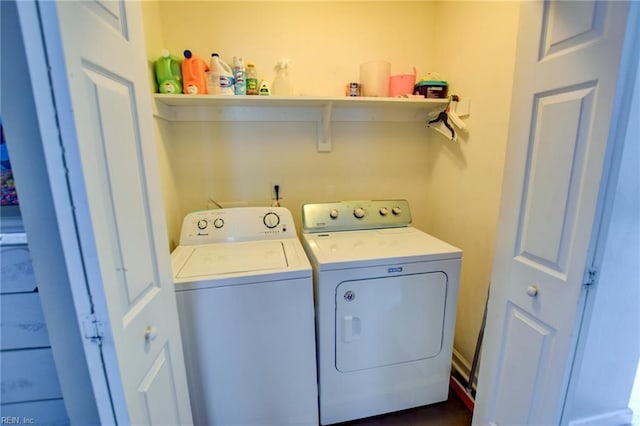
[0,230,69,425]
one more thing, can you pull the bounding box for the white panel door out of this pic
[36,1,192,424]
[474,2,630,425]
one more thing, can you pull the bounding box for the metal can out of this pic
[349,82,361,97]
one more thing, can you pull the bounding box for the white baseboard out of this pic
[452,348,471,377]
[567,408,633,426]
[452,348,477,390]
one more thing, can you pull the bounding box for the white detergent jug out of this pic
[211,53,234,95]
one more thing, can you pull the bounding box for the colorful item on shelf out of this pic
[415,80,448,98]
[155,49,183,94]
[1,120,18,205]
[181,49,209,95]
[389,67,417,97]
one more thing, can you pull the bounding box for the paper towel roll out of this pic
[360,61,390,97]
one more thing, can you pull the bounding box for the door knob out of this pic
[144,326,158,342]
[526,285,539,297]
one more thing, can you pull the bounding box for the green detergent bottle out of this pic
[155,49,182,94]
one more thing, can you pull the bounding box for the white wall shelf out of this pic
[152,94,449,152]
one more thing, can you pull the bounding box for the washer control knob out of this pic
[263,212,280,229]
[353,207,365,219]
[392,206,402,216]
[197,219,208,230]
[213,218,224,229]
[379,207,389,216]
[329,209,339,219]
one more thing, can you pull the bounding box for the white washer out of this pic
[172,207,319,426]
[301,200,462,425]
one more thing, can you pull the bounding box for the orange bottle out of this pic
[181,50,209,95]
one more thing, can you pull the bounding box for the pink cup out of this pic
[388,67,417,97]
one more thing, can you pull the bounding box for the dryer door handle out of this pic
[342,315,361,342]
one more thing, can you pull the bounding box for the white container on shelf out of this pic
[206,53,221,95]
[360,60,391,97]
[210,53,234,95]
[233,56,246,95]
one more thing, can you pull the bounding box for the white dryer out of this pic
[172,207,318,426]
[301,200,462,425]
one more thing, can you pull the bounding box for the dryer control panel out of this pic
[179,207,294,245]
[302,200,411,233]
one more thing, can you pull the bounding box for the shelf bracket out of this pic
[317,101,333,152]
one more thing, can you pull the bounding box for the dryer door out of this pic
[335,272,447,372]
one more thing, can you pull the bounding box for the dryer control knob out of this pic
[213,218,224,229]
[329,209,339,219]
[263,212,280,228]
[353,207,365,219]
[197,219,208,230]
[379,207,389,216]
[392,206,402,216]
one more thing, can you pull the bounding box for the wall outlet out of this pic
[270,183,283,200]
[453,98,471,117]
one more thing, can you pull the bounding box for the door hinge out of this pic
[82,313,104,344]
[584,267,598,287]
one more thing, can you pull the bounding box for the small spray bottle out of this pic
[271,60,294,96]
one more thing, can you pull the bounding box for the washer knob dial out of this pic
[213,218,224,229]
[197,219,208,230]
[263,212,280,229]
[329,209,339,219]
[379,207,389,216]
[392,206,402,216]
[353,207,365,219]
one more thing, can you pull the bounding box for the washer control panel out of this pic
[179,207,293,245]
[302,200,411,232]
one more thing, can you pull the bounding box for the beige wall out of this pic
[164,120,433,237]
[142,1,520,368]
[430,1,520,367]
[142,1,185,250]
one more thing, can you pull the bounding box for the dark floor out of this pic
[334,390,472,426]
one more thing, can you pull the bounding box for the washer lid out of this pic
[176,240,288,279]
